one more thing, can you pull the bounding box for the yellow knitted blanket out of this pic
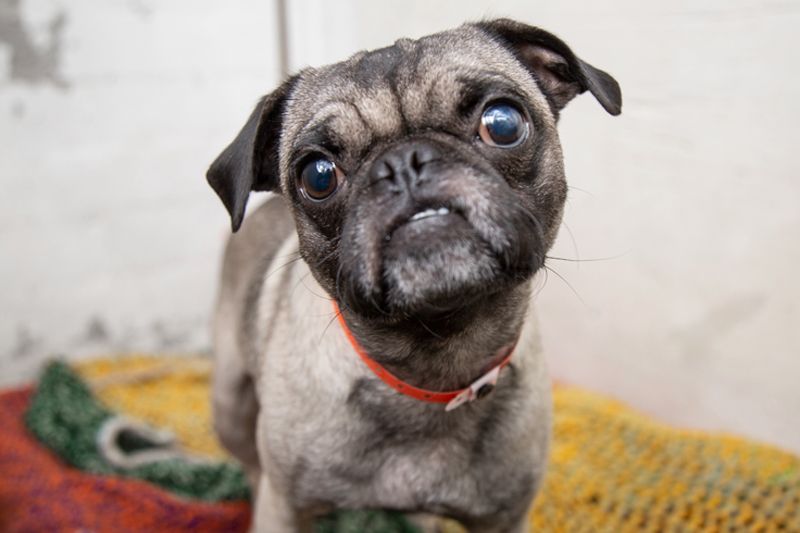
[75,355,800,532]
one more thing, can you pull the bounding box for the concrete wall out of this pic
[0,0,280,381]
[2,1,799,453]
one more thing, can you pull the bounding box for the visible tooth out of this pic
[410,208,436,221]
[410,207,450,222]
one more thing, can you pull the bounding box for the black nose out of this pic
[369,141,440,191]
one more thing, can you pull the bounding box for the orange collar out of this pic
[334,303,516,411]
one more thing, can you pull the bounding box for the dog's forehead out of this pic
[279,25,552,178]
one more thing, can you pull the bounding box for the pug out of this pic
[207,18,621,533]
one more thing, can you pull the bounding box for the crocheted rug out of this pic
[1,355,798,532]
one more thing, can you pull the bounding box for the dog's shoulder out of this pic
[214,195,295,366]
[218,194,294,293]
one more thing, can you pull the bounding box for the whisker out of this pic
[274,250,302,261]
[294,271,334,302]
[560,221,580,270]
[546,249,630,263]
[263,255,303,281]
[531,266,549,299]
[567,185,594,197]
[320,306,344,341]
[544,265,587,308]
[518,205,545,239]
[416,318,445,340]
[335,262,348,310]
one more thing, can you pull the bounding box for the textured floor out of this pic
[1,355,798,532]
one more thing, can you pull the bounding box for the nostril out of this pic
[372,160,394,181]
[410,150,423,174]
[369,142,440,190]
[409,145,438,173]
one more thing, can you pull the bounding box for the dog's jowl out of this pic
[206,19,621,533]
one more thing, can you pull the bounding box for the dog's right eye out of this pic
[299,158,342,201]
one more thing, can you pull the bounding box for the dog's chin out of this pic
[376,213,514,318]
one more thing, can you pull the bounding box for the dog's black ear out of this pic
[207,76,297,232]
[477,19,621,117]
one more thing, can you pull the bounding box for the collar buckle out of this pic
[445,365,502,411]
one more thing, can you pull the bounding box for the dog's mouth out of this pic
[375,202,507,316]
[408,206,452,222]
[385,205,466,243]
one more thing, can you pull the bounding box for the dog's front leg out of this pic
[503,516,530,533]
[211,339,261,486]
[460,499,533,533]
[462,516,529,533]
[251,474,313,533]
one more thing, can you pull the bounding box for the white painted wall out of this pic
[2,0,799,453]
[0,0,280,381]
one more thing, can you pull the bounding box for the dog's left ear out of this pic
[207,76,297,232]
[477,19,622,116]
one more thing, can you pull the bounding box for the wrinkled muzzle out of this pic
[337,138,545,318]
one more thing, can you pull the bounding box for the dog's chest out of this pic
[258,366,537,518]
[257,354,529,516]
[283,414,524,517]
[253,254,545,517]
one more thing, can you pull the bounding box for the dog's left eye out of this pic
[299,158,342,201]
[478,103,529,147]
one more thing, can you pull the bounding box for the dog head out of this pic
[207,19,621,320]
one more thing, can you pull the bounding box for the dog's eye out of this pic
[299,158,342,201]
[478,103,529,147]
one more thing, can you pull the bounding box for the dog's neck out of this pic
[339,285,532,392]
